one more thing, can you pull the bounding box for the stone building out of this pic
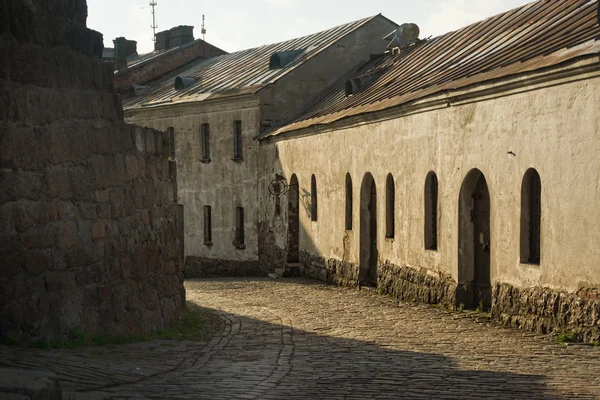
[123,0,600,342]
[258,0,600,341]
[0,0,185,341]
[124,15,398,276]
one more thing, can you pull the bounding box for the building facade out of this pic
[124,15,398,276]
[257,0,600,341]
[125,0,600,342]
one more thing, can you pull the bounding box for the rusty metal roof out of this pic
[263,0,600,138]
[123,15,389,110]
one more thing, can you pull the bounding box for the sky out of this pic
[87,0,534,55]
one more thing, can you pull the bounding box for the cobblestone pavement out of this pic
[2,278,600,399]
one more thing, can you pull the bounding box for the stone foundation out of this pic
[184,257,263,278]
[299,252,457,307]
[493,283,600,343]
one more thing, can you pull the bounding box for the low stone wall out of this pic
[299,252,457,307]
[493,283,600,343]
[185,257,263,278]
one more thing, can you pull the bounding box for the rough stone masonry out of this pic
[0,0,186,341]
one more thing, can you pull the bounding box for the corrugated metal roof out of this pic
[123,15,386,110]
[264,0,600,138]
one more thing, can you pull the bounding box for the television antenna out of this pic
[150,1,158,42]
[201,14,207,41]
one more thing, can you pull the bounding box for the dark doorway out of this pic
[360,173,378,287]
[287,174,300,263]
[458,169,491,310]
[472,175,491,310]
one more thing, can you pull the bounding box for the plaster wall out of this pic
[258,16,398,128]
[125,97,261,265]
[259,73,600,294]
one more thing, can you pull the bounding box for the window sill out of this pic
[385,236,395,241]
[232,157,244,162]
[200,158,212,164]
[204,242,213,247]
[520,261,541,267]
[425,248,438,252]
[234,244,246,250]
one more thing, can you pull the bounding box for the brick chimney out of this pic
[113,37,138,70]
[155,30,171,51]
[169,26,194,47]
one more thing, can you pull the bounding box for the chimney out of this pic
[113,37,138,70]
[155,30,171,51]
[169,25,195,47]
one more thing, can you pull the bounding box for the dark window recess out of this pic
[201,123,210,161]
[345,173,353,230]
[311,175,318,222]
[164,127,175,160]
[275,196,281,216]
[521,169,541,264]
[203,206,212,245]
[234,207,245,248]
[233,120,243,160]
[425,172,438,250]
[386,174,395,238]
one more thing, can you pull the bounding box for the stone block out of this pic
[55,221,77,249]
[0,368,61,400]
[109,189,125,219]
[24,250,49,275]
[45,270,76,292]
[0,170,45,203]
[92,221,106,240]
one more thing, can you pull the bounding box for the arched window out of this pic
[424,171,438,250]
[345,173,353,230]
[520,169,541,264]
[311,174,318,222]
[386,174,395,238]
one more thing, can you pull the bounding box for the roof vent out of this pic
[130,85,151,96]
[269,50,304,69]
[175,76,197,90]
[384,23,420,49]
[345,70,387,97]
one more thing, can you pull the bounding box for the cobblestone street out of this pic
[2,278,600,399]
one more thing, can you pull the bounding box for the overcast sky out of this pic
[87,0,533,54]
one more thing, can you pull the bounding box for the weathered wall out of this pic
[125,97,262,277]
[258,64,600,340]
[124,17,397,277]
[258,16,397,129]
[114,39,227,94]
[0,0,185,341]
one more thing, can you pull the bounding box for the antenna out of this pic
[150,1,158,42]
[201,14,207,41]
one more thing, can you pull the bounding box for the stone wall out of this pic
[114,40,227,94]
[493,283,600,343]
[299,252,457,308]
[0,0,185,341]
[185,257,262,278]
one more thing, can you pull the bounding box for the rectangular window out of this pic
[235,207,245,248]
[233,120,243,160]
[168,127,175,159]
[203,206,212,245]
[164,127,175,160]
[201,123,210,161]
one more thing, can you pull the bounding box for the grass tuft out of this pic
[1,302,222,349]
[556,331,578,344]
